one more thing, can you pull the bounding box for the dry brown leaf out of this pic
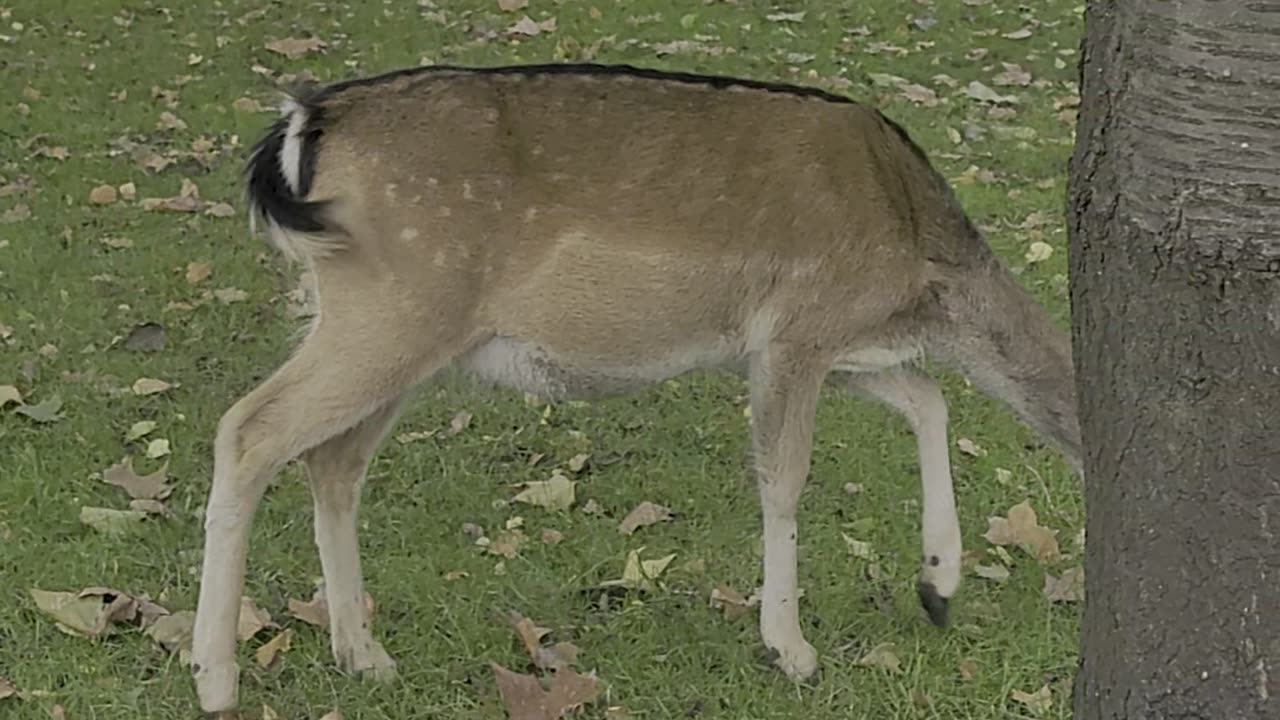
[984,500,1061,563]
[237,595,274,641]
[213,287,249,304]
[80,506,149,534]
[255,628,294,667]
[540,528,564,545]
[1026,241,1054,264]
[0,385,21,408]
[512,472,575,512]
[617,500,673,535]
[185,261,212,285]
[318,711,343,720]
[959,657,979,681]
[973,564,1010,583]
[0,675,16,700]
[1043,566,1085,603]
[102,456,172,500]
[265,36,328,60]
[89,184,118,205]
[1,203,31,223]
[29,587,137,638]
[498,0,529,10]
[1011,684,1053,713]
[509,15,548,36]
[993,63,1032,87]
[445,410,472,436]
[567,453,590,473]
[129,498,169,515]
[287,584,375,629]
[709,583,755,622]
[491,663,600,720]
[488,529,528,559]
[232,96,267,113]
[141,178,202,213]
[956,437,987,457]
[132,377,174,396]
[145,610,195,665]
[899,83,938,107]
[855,642,903,673]
[205,201,235,218]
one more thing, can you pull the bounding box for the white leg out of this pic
[847,367,960,625]
[749,345,827,682]
[303,401,404,679]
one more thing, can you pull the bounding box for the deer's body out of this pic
[192,64,1082,713]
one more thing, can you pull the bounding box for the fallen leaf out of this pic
[237,596,274,642]
[15,395,63,423]
[145,438,171,459]
[29,588,137,638]
[498,0,528,10]
[964,80,1019,105]
[205,201,235,218]
[0,676,15,700]
[123,322,166,352]
[855,642,903,673]
[508,15,554,36]
[443,570,469,581]
[488,529,528,559]
[540,528,564,545]
[446,410,472,436]
[1003,27,1034,40]
[89,184,118,205]
[232,96,266,113]
[130,499,169,515]
[491,663,600,720]
[1043,566,1085,603]
[255,628,294,667]
[141,178,202,212]
[185,261,212,285]
[617,501,673,535]
[959,657,979,680]
[265,36,328,60]
[1,203,31,223]
[900,83,939,107]
[262,706,280,720]
[213,287,248,304]
[156,111,187,131]
[956,437,987,457]
[1011,684,1053,713]
[0,385,21,407]
[984,500,1061,564]
[974,564,1010,583]
[80,506,149,534]
[145,610,195,665]
[601,548,677,590]
[132,377,173,396]
[317,711,343,720]
[709,583,756,622]
[118,182,136,201]
[766,10,806,22]
[993,63,1032,87]
[103,456,172,500]
[1025,241,1054,264]
[504,611,580,671]
[581,499,605,516]
[842,534,874,559]
[287,584,375,629]
[567,453,590,473]
[512,472,576,512]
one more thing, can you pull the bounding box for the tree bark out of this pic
[1068,1,1280,718]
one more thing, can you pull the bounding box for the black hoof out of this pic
[917,580,950,627]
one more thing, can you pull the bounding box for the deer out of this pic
[190,62,1083,713]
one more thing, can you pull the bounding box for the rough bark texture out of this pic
[1069,1,1280,718]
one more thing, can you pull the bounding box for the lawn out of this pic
[0,1,1085,718]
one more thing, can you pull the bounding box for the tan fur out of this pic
[193,66,1082,712]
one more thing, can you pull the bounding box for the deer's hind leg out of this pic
[191,295,469,713]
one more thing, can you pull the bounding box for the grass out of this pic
[0,1,1085,718]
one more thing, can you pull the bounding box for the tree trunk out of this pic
[1068,1,1280,718]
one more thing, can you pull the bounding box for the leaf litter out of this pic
[490,662,600,720]
[102,456,172,500]
[617,500,674,535]
[503,610,581,672]
[984,500,1061,564]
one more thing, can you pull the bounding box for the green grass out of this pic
[0,1,1084,718]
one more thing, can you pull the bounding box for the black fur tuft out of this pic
[245,110,330,234]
